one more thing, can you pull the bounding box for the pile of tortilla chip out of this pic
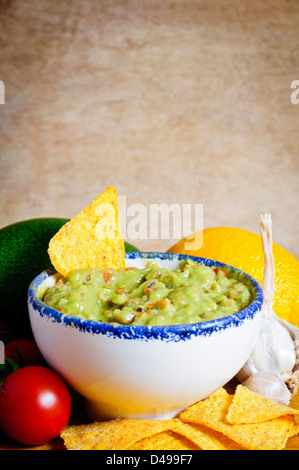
[48,186,125,277]
[60,385,299,450]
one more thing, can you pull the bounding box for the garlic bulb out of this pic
[236,213,299,402]
[275,315,299,372]
[249,315,296,375]
[242,372,292,406]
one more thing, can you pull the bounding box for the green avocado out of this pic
[0,218,139,338]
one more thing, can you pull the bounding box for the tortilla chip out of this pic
[61,386,299,451]
[127,430,200,450]
[226,385,299,425]
[225,416,294,450]
[173,422,244,450]
[60,421,106,450]
[288,423,299,438]
[179,388,229,425]
[61,418,180,450]
[179,388,294,450]
[48,187,125,276]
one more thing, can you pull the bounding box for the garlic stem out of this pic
[259,213,275,310]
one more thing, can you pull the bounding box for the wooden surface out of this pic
[0,0,298,451]
[0,0,298,257]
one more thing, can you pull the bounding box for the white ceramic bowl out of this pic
[28,252,264,420]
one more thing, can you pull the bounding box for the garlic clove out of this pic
[236,356,258,383]
[242,372,292,406]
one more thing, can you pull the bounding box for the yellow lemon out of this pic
[167,227,299,327]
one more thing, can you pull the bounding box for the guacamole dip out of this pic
[43,258,252,326]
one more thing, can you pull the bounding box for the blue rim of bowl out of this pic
[28,252,264,341]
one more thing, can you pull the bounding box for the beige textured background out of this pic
[0,0,298,257]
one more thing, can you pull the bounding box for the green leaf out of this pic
[0,357,20,387]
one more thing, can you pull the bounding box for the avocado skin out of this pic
[0,218,139,338]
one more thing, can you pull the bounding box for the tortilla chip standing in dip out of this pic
[48,187,125,276]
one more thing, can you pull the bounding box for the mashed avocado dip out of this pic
[43,259,252,326]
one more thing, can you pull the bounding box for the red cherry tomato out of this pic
[4,339,45,367]
[0,366,71,445]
